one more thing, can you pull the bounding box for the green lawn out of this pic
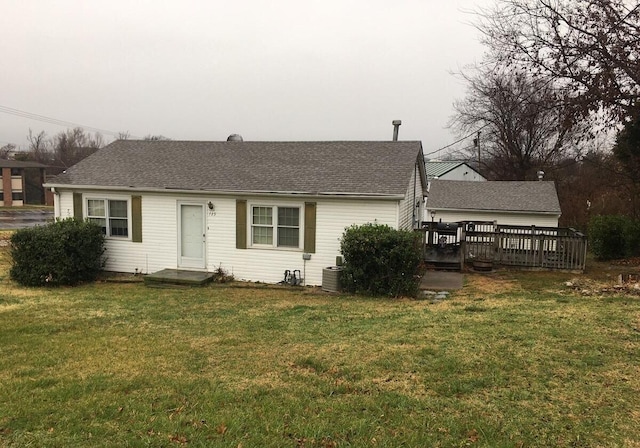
[0,242,639,447]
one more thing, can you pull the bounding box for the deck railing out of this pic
[418,221,587,272]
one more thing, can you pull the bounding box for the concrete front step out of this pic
[144,269,215,287]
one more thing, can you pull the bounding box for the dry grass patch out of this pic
[463,272,520,295]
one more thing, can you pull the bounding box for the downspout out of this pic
[412,163,417,229]
[51,187,60,219]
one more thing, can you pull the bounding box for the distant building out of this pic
[0,159,50,206]
[426,179,561,227]
[425,160,485,182]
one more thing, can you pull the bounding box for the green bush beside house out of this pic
[340,223,422,297]
[10,218,105,286]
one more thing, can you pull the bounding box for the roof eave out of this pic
[427,206,561,215]
[44,183,405,200]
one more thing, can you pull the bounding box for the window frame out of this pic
[249,203,302,250]
[85,196,131,239]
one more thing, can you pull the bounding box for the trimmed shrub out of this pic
[624,218,640,257]
[10,218,105,286]
[588,214,640,260]
[340,223,422,297]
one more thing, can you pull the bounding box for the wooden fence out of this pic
[418,221,587,272]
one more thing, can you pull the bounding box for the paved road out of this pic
[0,209,54,230]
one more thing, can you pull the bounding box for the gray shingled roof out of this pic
[428,180,561,213]
[0,159,48,169]
[47,140,425,196]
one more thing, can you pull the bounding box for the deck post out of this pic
[460,222,467,267]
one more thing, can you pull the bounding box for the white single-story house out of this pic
[45,140,427,285]
[426,179,561,227]
[425,160,485,182]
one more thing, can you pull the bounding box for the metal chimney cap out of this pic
[392,120,402,141]
[227,134,243,142]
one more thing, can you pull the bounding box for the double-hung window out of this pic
[87,199,129,238]
[251,205,300,248]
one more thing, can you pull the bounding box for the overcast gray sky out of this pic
[1,0,489,155]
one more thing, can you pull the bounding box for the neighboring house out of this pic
[426,179,561,227]
[45,140,427,285]
[425,160,485,182]
[0,159,49,206]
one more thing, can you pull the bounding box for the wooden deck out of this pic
[144,269,215,287]
[417,222,587,272]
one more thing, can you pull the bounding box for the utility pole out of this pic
[474,131,481,167]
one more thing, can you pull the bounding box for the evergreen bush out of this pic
[588,215,640,260]
[10,218,105,286]
[340,223,422,297]
[624,218,640,258]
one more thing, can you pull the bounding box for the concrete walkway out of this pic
[419,270,464,291]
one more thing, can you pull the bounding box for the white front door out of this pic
[178,203,206,269]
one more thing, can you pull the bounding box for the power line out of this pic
[0,105,141,139]
[425,124,489,157]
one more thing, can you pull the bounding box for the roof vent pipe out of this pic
[227,134,243,142]
[392,120,402,141]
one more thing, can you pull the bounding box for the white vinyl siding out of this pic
[398,165,424,230]
[54,190,402,285]
[56,190,75,219]
[431,164,485,182]
[56,191,176,274]
[212,197,400,285]
[429,210,560,228]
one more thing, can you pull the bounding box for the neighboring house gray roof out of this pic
[47,140,426,197]
[0,159,48,169]
[427,180,561,214]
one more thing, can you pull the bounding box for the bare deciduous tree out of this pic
[451,67,585,180]
[27,129,50,163]
[476,0,640,123]
[0,143,15,159]
[52,127,104,169]
[22,127,106,173]
[144,134,171,141]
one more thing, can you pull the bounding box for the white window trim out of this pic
[248,203,304,250]
[85,196,132,240]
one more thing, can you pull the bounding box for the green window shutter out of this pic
[131,195,142,243]
[304,202,316,253]
[236,200,247,249]
[73,193,83,220]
